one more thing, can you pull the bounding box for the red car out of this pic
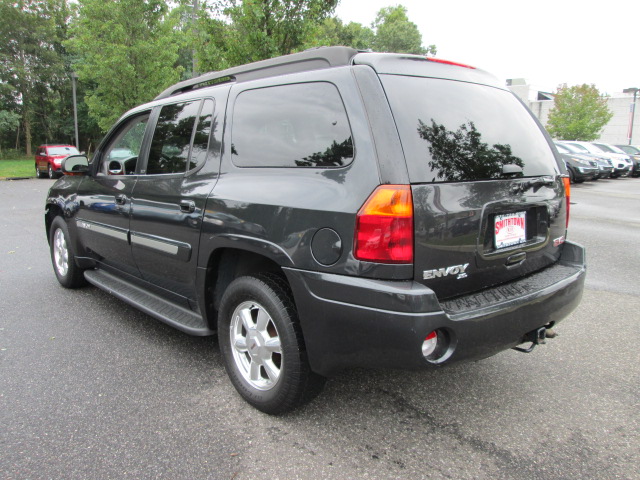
[35,144,80,179]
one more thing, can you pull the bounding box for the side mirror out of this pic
[62,155,90,175]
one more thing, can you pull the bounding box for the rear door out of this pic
[129,95,223,305]
[380,75,566,299]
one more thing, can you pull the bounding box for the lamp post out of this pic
[623,87,638,145]
[71,72,79,150]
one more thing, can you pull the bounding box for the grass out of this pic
[0,155,35,179]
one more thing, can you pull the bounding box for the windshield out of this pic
[381,76,556,183]
[48,146,79,156]
[555,143,571,154]
[563,142,589,153]
[618,145,640,154]
[593,143,614,153]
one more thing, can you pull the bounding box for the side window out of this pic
[100,113,150,175]
[231,82,354,168]
[147,101,201,175]
[189,99,214,171]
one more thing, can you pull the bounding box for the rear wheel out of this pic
[218,274,325,414]
[49,216,86,288]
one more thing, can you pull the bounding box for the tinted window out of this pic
[381,76,556,182]
[231,82,353,168]
[148,101,200,175]
[189,99,214,170]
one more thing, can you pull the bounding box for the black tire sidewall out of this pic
[218,275,306,414]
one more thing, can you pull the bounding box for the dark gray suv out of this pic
[46,47,586,414]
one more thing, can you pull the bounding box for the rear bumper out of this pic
[285,241,586,376]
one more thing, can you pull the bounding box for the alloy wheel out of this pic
[229,301,282,391]
[53,228,69,277]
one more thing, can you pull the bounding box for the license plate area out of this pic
[479,205,549,257]
[494,211,526,249]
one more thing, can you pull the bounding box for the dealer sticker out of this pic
[495,211,526,249]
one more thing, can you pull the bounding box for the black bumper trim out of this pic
[284,241,586,376]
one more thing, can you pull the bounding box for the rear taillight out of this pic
[354,185,413,264]
[562,176,571,228]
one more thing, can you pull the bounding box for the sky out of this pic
[335,0,639,96]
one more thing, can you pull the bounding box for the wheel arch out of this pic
[45,202,64,244]
[199,247,291,331]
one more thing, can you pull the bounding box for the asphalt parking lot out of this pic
[1,177,638,480]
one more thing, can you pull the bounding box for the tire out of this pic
[48,163,56,179]
[35,164,45,179]
[568,168,575,184]
[218,274,325,414]
[49,216,87,288]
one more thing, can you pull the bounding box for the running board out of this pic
[84,269,213,336]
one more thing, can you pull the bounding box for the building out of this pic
[507,79,639,145]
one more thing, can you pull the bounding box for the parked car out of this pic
[590,142,634,176]
[561,141,630,177]
[613,145,640,177]
[554,142,598,182]
[555,141,613,178]
[35,144,80,179]
[45,47,586,414]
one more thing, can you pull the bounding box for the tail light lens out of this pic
[562,176,571,228]
[354,185,413,263]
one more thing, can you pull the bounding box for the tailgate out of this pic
[377,71,567,299]
[412,179,566,298]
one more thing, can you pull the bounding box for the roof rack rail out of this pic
[154,46,359,101]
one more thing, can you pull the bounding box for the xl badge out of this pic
[423,263,470,280]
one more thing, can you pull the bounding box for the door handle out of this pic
[115,194,127,205]
[180,200,196,213]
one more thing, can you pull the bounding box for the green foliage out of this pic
[66,0,183,131]
[546,84,613,141]
[0,157,35,177]
[372,5,435,55]
[0,0,67,154]
[302,5,435,55]
[0,110,21,134]
[303,17,375,50]
[0,0,435,154]
[197,0,338,71]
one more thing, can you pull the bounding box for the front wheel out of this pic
[35,164,46,179]
[218,274,325,414]
[49,216,86,288]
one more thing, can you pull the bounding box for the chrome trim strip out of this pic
[130,233,180,255]
[76,219,128,242]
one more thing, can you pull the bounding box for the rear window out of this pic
[380,76,556,182]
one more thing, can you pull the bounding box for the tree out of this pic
[546,84,613,141]
[196,0,338,71]
[66,0,183,131]
[0,0,65,155]
[372,5,435,55]
[303,17,375,50]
